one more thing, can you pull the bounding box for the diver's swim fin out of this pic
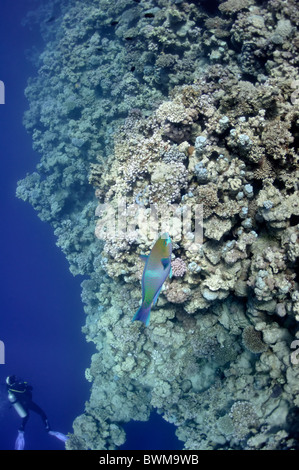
[15,430,25,450]
[49,430,68,442]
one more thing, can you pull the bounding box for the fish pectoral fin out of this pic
[161,257,170,270]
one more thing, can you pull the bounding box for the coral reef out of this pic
[18,0,299,451]
[242,326,268,354]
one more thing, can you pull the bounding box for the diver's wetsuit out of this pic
[7,380,49,432]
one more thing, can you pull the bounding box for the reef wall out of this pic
[17,0,299,449]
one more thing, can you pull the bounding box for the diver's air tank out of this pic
[8,392,27,418]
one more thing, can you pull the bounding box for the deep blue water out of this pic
[0,0,94,450]
[0,0,181,451]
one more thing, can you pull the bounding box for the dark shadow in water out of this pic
[120,411,183,450]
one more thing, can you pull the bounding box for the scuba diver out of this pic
[6,375,68,450]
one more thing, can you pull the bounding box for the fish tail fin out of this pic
[132,304,151,327]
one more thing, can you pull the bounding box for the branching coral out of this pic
[171,257,187,278]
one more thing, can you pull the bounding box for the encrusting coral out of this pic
[242,326,268,354]
[17,0,299,450]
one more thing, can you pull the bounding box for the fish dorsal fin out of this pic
[161,257,170,269]
[140,254,148,262]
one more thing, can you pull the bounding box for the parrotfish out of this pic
[132,233,172,327]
